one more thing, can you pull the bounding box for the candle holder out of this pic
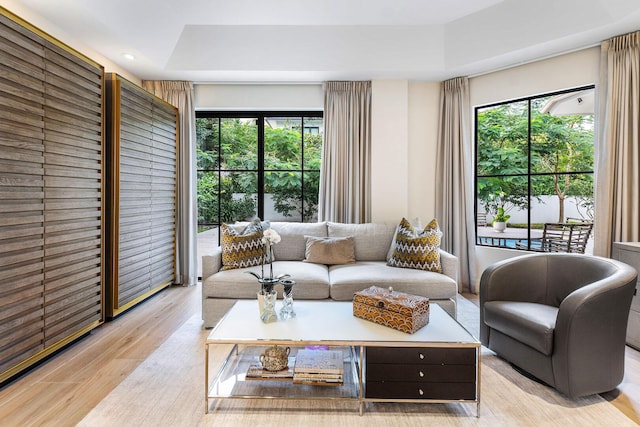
[279,279,296,320]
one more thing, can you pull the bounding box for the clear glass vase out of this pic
[260,290,278,323]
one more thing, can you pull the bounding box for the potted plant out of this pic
[492,207,510,233]
[488,190,511,232]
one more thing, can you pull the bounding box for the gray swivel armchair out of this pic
[480,253,637,398]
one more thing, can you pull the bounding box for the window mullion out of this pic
[527,100,532,249]
[258,116,265,220]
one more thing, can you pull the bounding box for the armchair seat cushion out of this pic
[484,301,558,356]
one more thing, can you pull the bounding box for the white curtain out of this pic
[319,81,372,223]
[435,77,476,293]
[142,80,198,286]
[595,31,640,256]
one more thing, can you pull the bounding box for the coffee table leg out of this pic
[359,345,365,415]
[205,343,209,414]
[477,348,481,418]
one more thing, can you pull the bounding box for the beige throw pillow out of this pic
[303,236,356,265]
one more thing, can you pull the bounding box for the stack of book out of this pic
[245,356,295,381]
[293,349,344,386]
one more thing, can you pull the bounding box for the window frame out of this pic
[196,110,323,237]
[474,85,595,250]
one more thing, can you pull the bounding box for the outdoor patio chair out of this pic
[516,222,593,253]
[477,211,488,227]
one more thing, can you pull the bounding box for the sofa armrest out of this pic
[202,246,223,282]
[439,249,459,284]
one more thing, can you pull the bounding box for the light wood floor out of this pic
[0,284,201,427]
[0,286,639,426]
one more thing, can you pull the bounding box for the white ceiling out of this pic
[10,0,640,83]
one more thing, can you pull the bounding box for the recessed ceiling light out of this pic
[122,53,135,60]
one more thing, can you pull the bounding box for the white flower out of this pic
[262,229,281,245]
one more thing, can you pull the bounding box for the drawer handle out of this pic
[419,353,425,360]
[418,389,424,396]
[419,371,424,377]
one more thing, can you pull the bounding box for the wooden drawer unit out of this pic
[365,347,477,400]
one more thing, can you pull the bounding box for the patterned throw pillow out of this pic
[220,222,266,271]
[387,218,442,272]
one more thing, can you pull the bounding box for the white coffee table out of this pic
[205,300,480,416]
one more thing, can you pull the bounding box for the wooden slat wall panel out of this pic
[1,9,105,382]
[151,101,177,297]
[105,73,177,316]
[42,39,103,344]
[0,13,46,377]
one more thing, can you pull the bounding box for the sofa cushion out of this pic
[220,222,265,271]
[269,222,328,261]
[327,222,396,261]
[328,261,458,301]
[303,236,356,265]
[387,218,442,273]
[202,260,330,300]
[484,301,558,356]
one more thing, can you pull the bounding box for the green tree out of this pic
[477,102,531,215]
[477,99,594,223]
[196,117,322,224]
[197,118,258,224]
[529,100,594,221]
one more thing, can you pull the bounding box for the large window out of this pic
[475,86,594,251]
[196,111,323,239]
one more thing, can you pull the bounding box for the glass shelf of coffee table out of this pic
[207,345,360,403]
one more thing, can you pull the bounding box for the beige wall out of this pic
[470,47,600,106]
[195,84,323,111]
[195,81,442,228]
[3,2,612,291]
[408,82,440,223]
[371,80,409,224]
[370,80,440,226]
[470,47,601,286]
[3,1,141,85]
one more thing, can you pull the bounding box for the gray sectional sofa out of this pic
[201,221,459,328]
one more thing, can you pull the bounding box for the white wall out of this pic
[3,1,141,85]
[470,47,600,287]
